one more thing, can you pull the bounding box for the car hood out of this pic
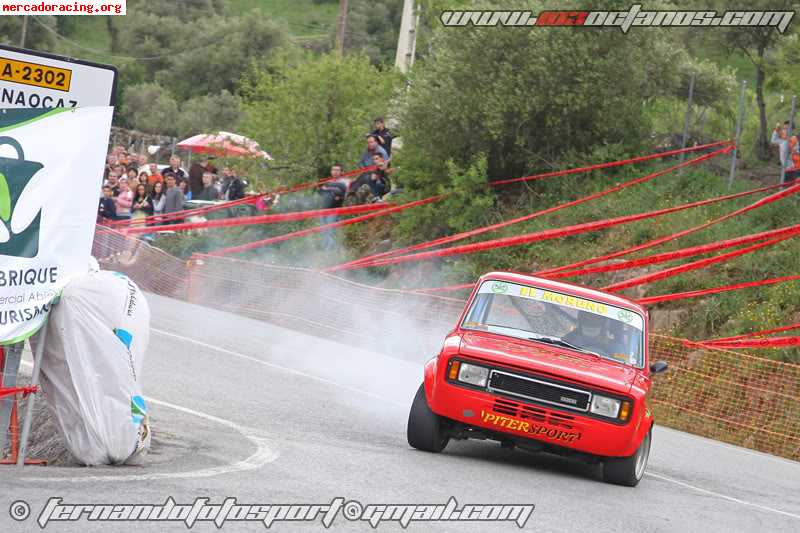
[458,332,638,394]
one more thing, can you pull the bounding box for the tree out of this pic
[0,16,56,50]
[768,33,800,93]
[121,83,243,138]
[399,0,695,187]
[120,83,180,136]
[115,12,192,79]
[241,53,399,180]
[707,0,799,160]
[343,0,403,65]
[155,10,288,101]
[176,91,244,138]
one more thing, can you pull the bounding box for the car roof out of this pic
[478,271,648,316]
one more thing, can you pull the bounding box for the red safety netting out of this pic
[603,234,798,293]
[637,275,800,305]
[192,142,732,258]
[547,223,800,280]
[339,185,783,271]
[1,346,44,465]
[703,323,800,344]
[105,193,262,227]
[329,145,733,272]
[488,140,732,187]
[416,183,788,294]
[689,337,800,349]
[108,165,380,227]
[88,227,800,462]
[205,195,444,257]
[538,182,793,276]
[648,335,800,461]
[117,202,392,235]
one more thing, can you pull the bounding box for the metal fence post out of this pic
[16,324,48,468]
[780,95,797,185]
[679,73,695,172]
[0,343,23,455]
[728,80,747,189]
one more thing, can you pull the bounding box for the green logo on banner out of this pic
[0,136,43,258]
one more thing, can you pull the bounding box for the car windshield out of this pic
[461,280,645,367]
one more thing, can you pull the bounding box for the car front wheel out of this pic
[407,383,450,453]
[602,428,652,487]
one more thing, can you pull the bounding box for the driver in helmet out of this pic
[563,310,611,356]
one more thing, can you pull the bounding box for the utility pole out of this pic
[679,73,695,172]
[19,15,28,48]
[395,0,419,73]
[335,0,349,57]
[728,80,747,189]
[781,95,797,185]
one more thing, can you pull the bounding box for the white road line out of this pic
[656,425,800,467]
[17,361,278,483]
[15,330,800,522]
[151,330,800,522]
[152,327,406,408]
[646,471,800,521]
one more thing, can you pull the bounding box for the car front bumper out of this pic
[428,379,644,458]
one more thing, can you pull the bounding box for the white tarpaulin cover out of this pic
[33,270,151,465]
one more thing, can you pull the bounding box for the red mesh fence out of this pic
[92,227,800,461]
[649,335,800,460]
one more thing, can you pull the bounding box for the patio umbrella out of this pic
[176,131,273,160]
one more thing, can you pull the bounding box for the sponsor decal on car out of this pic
[479,281,644,331]
[480,410,581,443]
[617,309,635,323]
[539,290,608,315]
[490,281,508,294]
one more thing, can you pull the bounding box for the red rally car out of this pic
[407,272,668,486]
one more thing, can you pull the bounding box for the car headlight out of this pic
[452,362,489,388]
[590,395,621,419]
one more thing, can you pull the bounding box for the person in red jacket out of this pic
[787,133,800,183]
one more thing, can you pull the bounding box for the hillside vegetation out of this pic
[3,0,799,360]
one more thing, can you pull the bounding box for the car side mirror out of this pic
[649,361,668,374]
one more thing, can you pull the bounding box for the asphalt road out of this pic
[1,293,799,532]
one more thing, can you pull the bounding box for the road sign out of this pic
[0,45,117,109]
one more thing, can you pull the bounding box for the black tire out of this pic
[602,428,652,487]
[407,384,450,453]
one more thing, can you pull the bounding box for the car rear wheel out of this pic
[407,384,449,453]
[602,428,651,487]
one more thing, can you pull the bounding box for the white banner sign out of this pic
[0,45,117,108]
[0,106,113,343]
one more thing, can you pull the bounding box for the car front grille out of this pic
[488,370,591,412]
[492,399,576,430]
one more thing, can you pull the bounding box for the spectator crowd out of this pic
[99,146,248,222]
[99,118,396,235]
[318,117,396,209]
